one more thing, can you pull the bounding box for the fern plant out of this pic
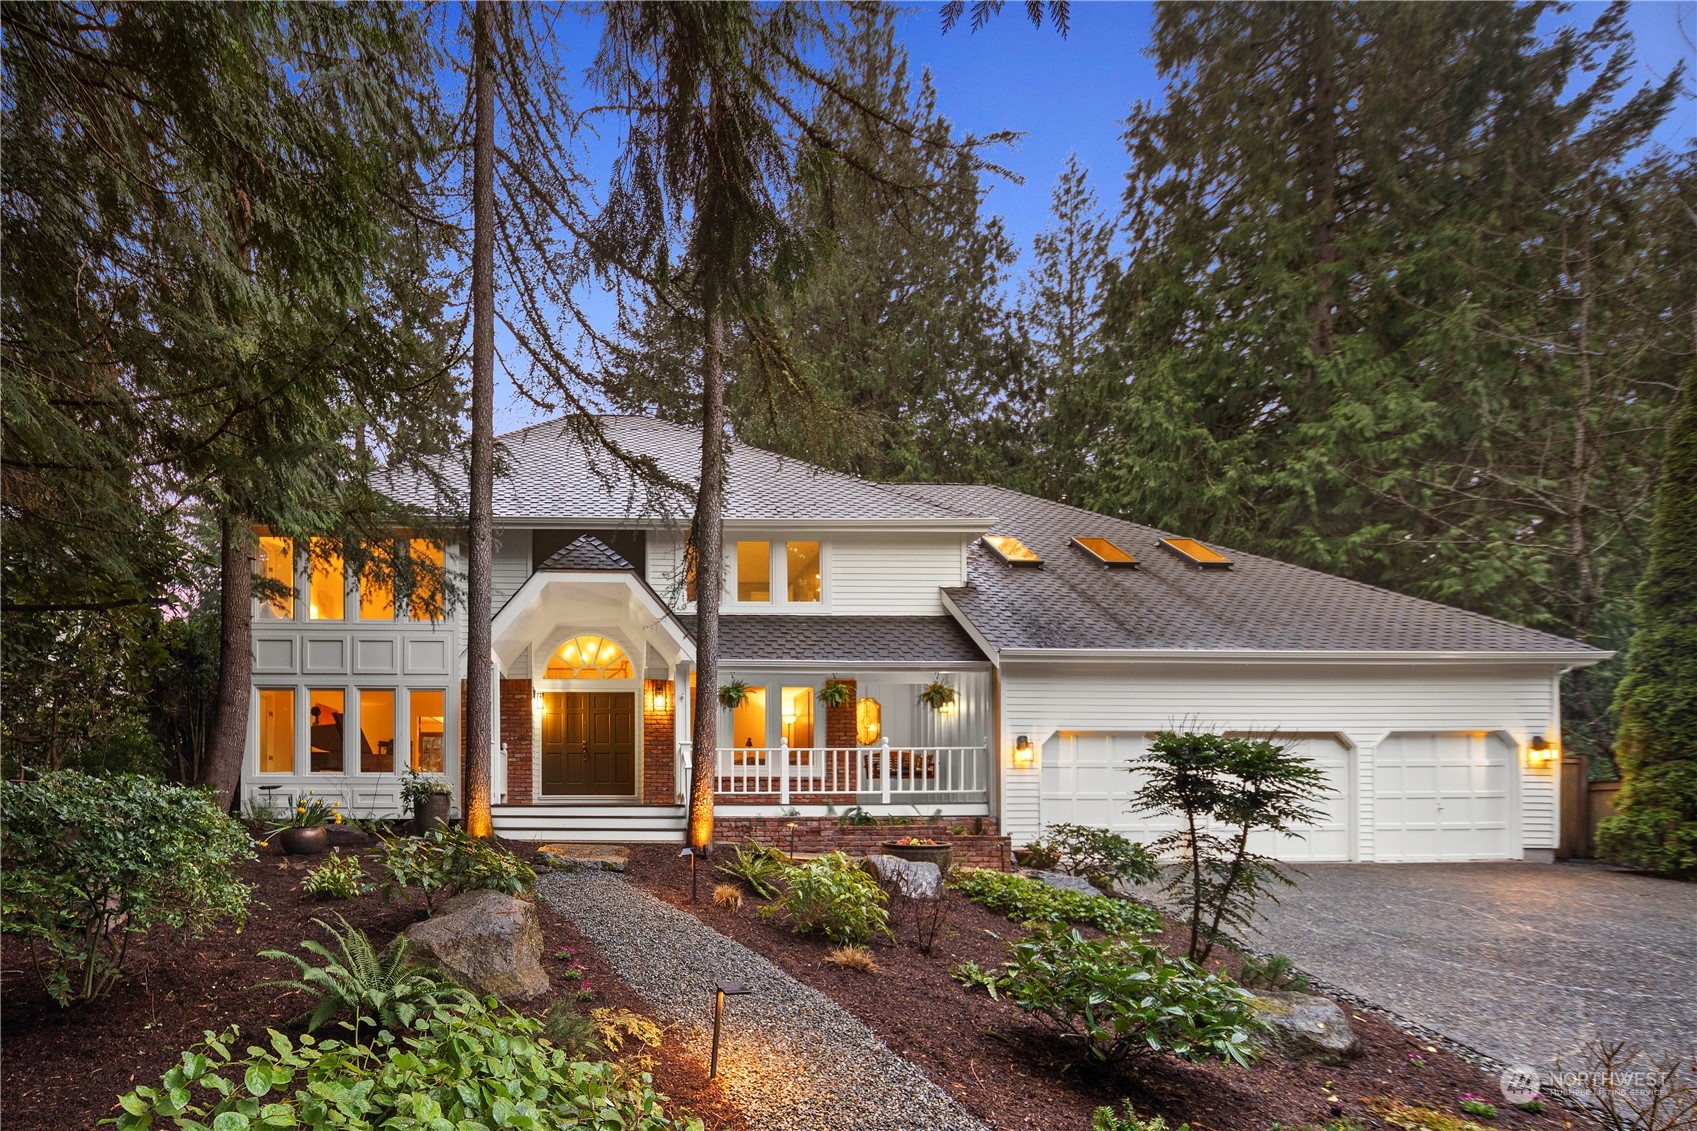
[259,914,470,1033]
[717,839,790,898]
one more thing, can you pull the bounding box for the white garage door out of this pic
[1039,732,1354,862]
[1374,732,1511,862]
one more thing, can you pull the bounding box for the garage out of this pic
[1373,732,1512,862]
[1039,731,1354,862]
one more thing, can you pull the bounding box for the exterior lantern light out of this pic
[649,684,669,713]
[710,979,753,1080]
[1528,735,1554,766]
[1013,735,1034,766]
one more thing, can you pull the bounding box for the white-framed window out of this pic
[256,687,296,773]
[726,539,828,609]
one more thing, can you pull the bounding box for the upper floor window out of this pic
[786,542,821,603]
[408,538,445,620]
[257,536,294,620]
[544,634,634,679]
[736,541,770,602]
[359,545,395,621]
[308,539,345,620]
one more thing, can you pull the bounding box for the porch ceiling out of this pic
[491,569,695,676]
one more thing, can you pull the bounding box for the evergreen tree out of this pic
[1597,368,1697,878]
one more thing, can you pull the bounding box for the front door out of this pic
[541,691,637,796]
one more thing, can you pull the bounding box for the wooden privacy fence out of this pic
[1557,754,1623,859]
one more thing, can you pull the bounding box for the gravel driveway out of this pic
[1247,862,1697,1071]
[537,869,987,1131]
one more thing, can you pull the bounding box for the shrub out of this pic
[109,1002,704,1131]
[1368,1098,1491,1131]
[948,868,1162,935]
[825,945,878,973]
[376,825,535,913]
[716,839,788,898]
[1459,1096,1498,1120]
[259,914,470,1034]
[711,883,744,910]
[994,923,1263,1065]
[1093,1104,1190,1131]
[0,770,254,1004]
[1025,823,1159,890]
[1558,1040,1697,1131]
[301,853,368,900]
[1237,951,1311,993]
[760,850,891,945]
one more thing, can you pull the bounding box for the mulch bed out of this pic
[625,844,1586,1131]
[0,839,747,1131]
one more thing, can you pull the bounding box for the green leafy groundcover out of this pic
[110,1001,703,1130]
[948,868,1163,936]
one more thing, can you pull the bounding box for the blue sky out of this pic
[493,1,1695,432]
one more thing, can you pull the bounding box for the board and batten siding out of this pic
[828,534,964,616]
[995,660,1563,859]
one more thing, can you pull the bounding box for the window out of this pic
[257,536,295,619]
[543,635,633,679]
[856,696,882,745]
[309,539,345,620]
[1158,536,1231,569]
[736,541,770,602]
[684,543,698,604]
[359,549,395,621]
[308,690,346,772]
[359,689,395,773]
[257,689,295,773]
[410,690,445,772]
[786,542,821,602]
[409,538,444,620]
[781,686,814,750]
[1071,536,1138,568]
[982,534,1042,566]
[731,686,767,762]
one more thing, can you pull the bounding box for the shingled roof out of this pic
[537,534,633,572]
[893,483,1605,658]
[384,415,974,524]
[681,615,988,664]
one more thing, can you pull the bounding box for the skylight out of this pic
[982,534,1042,566]
[1072,536,1138,568]
[1159,537,1232,569]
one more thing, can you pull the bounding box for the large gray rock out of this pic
[537,843,628,872]
[860,854,943,900]
[404,889,550,1003]
[1023,869,1100,896]
[1251,990,1361,1064]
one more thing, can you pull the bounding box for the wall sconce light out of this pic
[1528,735,1554,766]
[648,684,669,713]
[532,689,545,718]
[1013,735,1034,766]
[710,978,753,1079]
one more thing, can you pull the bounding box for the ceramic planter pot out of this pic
[411,792,451,836]
[277,825,330,856]
[883,841,953,873]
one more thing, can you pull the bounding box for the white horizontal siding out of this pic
[830,534,964,615]
[491,527,532,613]
[647,534,691,610]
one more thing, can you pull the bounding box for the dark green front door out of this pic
[541,691,636,796]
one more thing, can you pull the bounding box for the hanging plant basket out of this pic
[718,679,749,709]
[817,679,853,709]
[918,681,957,711]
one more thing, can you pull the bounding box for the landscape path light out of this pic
[709,978,753,1080]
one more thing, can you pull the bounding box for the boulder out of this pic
[537,843,628,872]
[1023,869,1100,896]
[860,854,943,900]
[1250,990,1361,1064]
[404,889,550,1003]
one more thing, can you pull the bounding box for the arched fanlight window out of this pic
[543,635,633,679]
[855,696,882,745]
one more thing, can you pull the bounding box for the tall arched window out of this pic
[543,635,633,679]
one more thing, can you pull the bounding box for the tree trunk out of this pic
[463,0,496,837]
[1305,8,1338,364]
[204,512,252,812]
[688,306,728,852]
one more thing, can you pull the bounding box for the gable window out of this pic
[257,536,295,620]
[308,539,345,620]
[544,635,633,679]
[786,542,821,603]
[736,541,770,602]
[359,544,395,621]
[408,538,444,620]
[257,688,295,773]
[359,689,395,773]
[410,690,445,772]
[308,690,346,772]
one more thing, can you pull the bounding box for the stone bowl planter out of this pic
[882,840,953,873]
[276,825,330,855]
[411,792,451,836]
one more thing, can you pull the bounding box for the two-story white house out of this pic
[242,415,1606,862]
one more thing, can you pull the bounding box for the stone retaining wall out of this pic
[714,815,1011,871]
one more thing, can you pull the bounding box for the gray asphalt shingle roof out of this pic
[385,415,968,523]
[537,534,633,572]
[892,483,1603,657]
[680,616,988,664]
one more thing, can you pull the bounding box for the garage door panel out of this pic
[1375,733,1511,861]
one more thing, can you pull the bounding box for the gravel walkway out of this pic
[537,870,988,1131]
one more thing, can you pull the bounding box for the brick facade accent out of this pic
[714,815,1011,871]
[642,680,676,805]
[500,678,533,802]
[824,678,857,747]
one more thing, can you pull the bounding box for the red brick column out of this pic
[823,679,859,792]
[642,680,676,805]
[499,679,533,803]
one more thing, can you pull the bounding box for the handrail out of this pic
[711,741,988,801]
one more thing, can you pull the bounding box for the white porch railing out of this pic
[709,738,988,805]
